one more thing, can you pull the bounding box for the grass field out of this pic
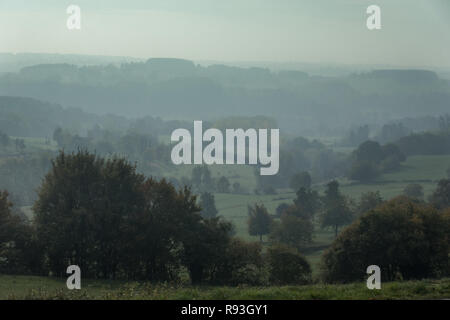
[336,155,450,200]
[213,155,450,238]
[1,275,449,300]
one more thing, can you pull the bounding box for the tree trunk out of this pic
[189,264,204,285]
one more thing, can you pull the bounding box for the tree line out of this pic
[0,150,311,285]
[248,175,450,283]
[1,150,449,285]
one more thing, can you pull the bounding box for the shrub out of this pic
[275,203,290,218]
[321,196,450,283]
[270,214,313,249]
[212,239,266,286]
[267,244,311,285]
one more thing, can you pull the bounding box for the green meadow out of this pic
[1,275,449,300]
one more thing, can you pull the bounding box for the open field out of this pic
[335,155,450,200]
[214,155,450,237]
[1,275,449,300]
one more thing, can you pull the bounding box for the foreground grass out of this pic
[1,275,449,300]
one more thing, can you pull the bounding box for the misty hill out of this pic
[0,58,449,136]
[0,96,272,139]
[0,53,142,73]
[347,69,446,94]
[0,96,126,137]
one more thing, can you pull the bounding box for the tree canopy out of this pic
[322,196,450,283]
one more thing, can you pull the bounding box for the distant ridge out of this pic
[0,52,144,72]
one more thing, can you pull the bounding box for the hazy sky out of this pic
[1,0,449,67]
